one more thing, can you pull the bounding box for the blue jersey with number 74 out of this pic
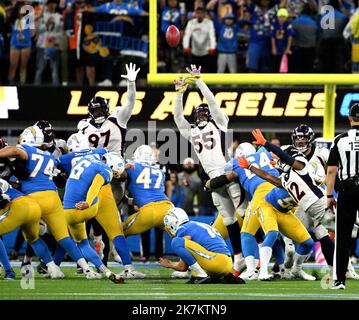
[126,161,169,208]
[18,144,57,195]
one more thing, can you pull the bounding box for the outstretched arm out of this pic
[0,146,28,161]
[186,65,228,130]
[251,129,305,170]
[205,172,238,190]
[173,77,192,140]
[114,63,140,128]
[237,157,282,187]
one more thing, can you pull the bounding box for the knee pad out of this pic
[171,237,185,251]
[313,223,329,240]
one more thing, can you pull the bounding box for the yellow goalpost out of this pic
[146,0,359,140]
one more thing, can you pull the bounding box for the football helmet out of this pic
[193,103,211,128]
[234,142,256,158]
[34,120,55,148]
[133,145,155,165]
[164,207,189,236]
[88,96,110,125]
[291,124,315,152]
[67,133,90,153]
[19,125,45,147]
[102,152,125,179]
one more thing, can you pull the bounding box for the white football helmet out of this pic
[133,145,155,165]
[19,125,44,147]
[164,207,189,236]
[0,179,10,202]
[103,152,125,178]
[235,142,256,158]
[67,133,90,153]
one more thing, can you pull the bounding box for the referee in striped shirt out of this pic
[327,103,359,290]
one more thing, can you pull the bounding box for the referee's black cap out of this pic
[350,103,359,118]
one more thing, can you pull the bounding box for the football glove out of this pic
[252,129,267,146]
[121,62,140,82]
[174,76,188,93]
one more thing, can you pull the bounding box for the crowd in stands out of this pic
[0,0,358,84]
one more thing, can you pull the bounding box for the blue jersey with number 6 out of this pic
[176,221,231,255]
[18,144,57,195]
[63,156,112,209]
[265,187,296,213]
[225,147,279,199]
[126,161,169,208]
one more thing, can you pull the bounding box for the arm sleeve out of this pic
[173,93,191,140]
[263,141,295,166]
[86,174,105,205]
[327,143,340,167]
[114,81,136,128]
[195,78,228,131]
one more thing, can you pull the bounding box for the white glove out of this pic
[121,62,140,82]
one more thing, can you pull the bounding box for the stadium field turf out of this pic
[1,264,359,300]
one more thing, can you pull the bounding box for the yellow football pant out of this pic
[184,238,232,276]
[64,203,99,242]
[211,211,243,240]
[122,200,174,236]
[0,196,41,243]
[257,200,311,243]
[28,190,69,241]
[241,182,275,235]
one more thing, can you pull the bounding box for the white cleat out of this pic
[291,268,316,281]
[239,270,258,281]
[258,271,274,281]
[119,268,146,279]
[171,270,191,279]
[280,268,295,279]
[284,244,295,269]
[47,264,65,279]
[104,271,124,284]
[84,268,102,280]
[346,265,359,280]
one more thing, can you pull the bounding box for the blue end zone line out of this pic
[8,261,359,269]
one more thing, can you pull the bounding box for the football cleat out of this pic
[94,239,105,260]
[194,276,212,284]
[258,271,274,281]
[171,270,191,279]
[119,268,146,279]
[239,270,259,281]
[105,271,124,284]
[84,268,102,280]
[5,269,15,280]
[36,261,48,275]
[331,280,345,290]
[47,264,65,279]
[233,256,246,277]
[346,265,359,280]
[284,244,295,269]
[291,268,316,281]
[280,268,295,280]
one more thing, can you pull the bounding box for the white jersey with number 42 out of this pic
[281,156,325,211]
[77,111,127,155]
[190,120,227,179]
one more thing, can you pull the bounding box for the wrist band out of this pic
[327,195,334,198]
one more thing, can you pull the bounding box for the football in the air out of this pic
[166,25,180,47]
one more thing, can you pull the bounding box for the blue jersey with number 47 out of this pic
[265,187,296,213]
[225,147,279,200]
[176,221,231,255]
[63,156,112,209]
[18,144,57,195]
[126,161,169,208]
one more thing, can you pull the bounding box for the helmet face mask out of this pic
[291,124,315,152]
[194,104,211,128]
[88,97,109,125]
[34,120,55,148]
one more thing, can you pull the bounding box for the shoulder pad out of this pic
[77,119,90,131]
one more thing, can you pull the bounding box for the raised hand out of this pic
[237,157,250,169]
[252,129,267,146]
[185,64,201,80]
[120,62,140,82]
[174,76,188,93]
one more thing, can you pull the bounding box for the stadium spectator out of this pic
[64,0,95,85]
[291,4,318,73]
[34,0,63,85]
[318,0,348,73]
[270,8,294,72]
[246,0,278,73]
[269,137,281,146]
[94,0,148,15]
[8,1,33,84]
[217,13,239,73]
[206,0,239,31]
[183,6,217,72]
[343,6,359,73]
[170,172,185,208]
[178,158,201,216]
[281,0,317,18]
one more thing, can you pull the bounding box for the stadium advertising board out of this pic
[0,86,355,130]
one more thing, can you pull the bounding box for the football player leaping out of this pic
[173,65,246,276]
